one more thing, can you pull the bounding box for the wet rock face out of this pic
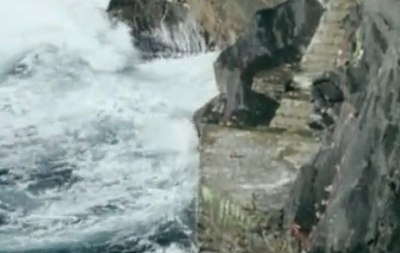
[287,1,400,252]
[196,0,323,127]
[107,0,205,58]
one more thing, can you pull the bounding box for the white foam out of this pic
[0,0,135,74]
[0,0,217,251]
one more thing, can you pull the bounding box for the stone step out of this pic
[305,45,342,56]
[278,0,359,109]
[329,2,357,10]
[302,54,341,67]
[302,56,338,66]
[307,39,343,48]
[323,13,350,23]
[269,98,311,131]
[313,28,345,38]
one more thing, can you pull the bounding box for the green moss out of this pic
[198,185,300,253]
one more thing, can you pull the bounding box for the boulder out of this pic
[107,0,206,58]
[193,93,280,135]
[307,71,345,132]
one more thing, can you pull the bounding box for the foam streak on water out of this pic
[0,0,217,252]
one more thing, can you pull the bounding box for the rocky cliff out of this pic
[107,0,206,58]
[287,0,400,252]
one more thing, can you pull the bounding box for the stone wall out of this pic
[287,0,400,252]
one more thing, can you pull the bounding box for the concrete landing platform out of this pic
[197,125,320,253]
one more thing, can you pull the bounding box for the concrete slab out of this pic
[197,125,320,252]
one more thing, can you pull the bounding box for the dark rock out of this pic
[311,72,344,107]
[308,112,335,131]
[193,92,279,134]
[286,1,400,252]
[107,0,205,59]
[198,0,324,126]
[308,71,345,132]
[193,95,226,135]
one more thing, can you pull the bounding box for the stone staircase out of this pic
[269,97,311,132]
[294,0,359,89]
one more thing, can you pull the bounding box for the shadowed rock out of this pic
[193,93,279,135]
[311,72,344,108]
[308,71,345,131]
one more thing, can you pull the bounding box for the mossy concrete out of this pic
[197,125,320,253]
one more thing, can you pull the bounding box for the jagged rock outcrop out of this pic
[194,0,324,128]
[107,0,205,58]
[286,1,400,252]
[308,71,345,131]
[186,0,285,50]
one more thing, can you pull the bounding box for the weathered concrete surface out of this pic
[197,125,320,253]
